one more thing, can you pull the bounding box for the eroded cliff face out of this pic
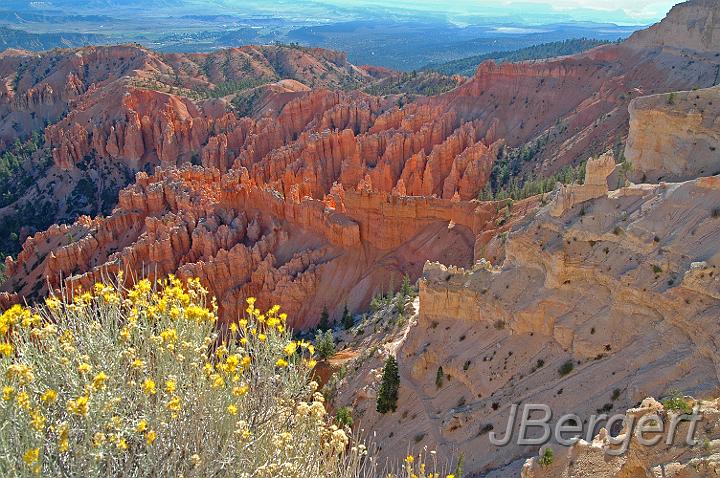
[627,0,720,53]
[1,163,516,329]
[626,85,720,183]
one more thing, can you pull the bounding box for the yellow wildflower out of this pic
[92,371,108,390]
[23,448,39,465]
[0,342,12,356]
[142,378,157,395]
[135,419,147,433]
[16,391,30,410]
[275,358,289,367]
[119,327,131,342]
[145,430,157,445]
[29,409,46,431]
[93,432,106,448]
[6,363,34,384]
[2,385,14,401]
[45,296,61,311]
[210,374,225,389]
[227,404,238,415]
[232,385,249,397]
[41,389,58,405]
[166,396,181,412]
[57,423,69,452]
[284,341,298,356]
[77,362,92,374]
[165,379,177,394]
[67,395,89,416]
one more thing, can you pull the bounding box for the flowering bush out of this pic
[0,275,454,477]
[0,275,362,477]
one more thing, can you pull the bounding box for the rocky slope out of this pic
[522,397,720,477]
[625,85,720,183]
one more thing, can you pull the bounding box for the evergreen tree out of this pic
[317,306,330,331]
[400,274,414,299]
[315,329,335,360]
[376,356,400,414]
[341,304,353,330]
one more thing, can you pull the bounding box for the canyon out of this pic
[3,0,720,327]
[1,0,720,476]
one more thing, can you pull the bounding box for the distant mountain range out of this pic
[0,26,106,50]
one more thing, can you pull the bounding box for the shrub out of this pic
[538,447,554,466]
[661,390,693,414]
[436,366,444,389]
[652,264,663,274]
[0,276,366,477]
[376,357,400,414]
[315,329,336,360]
[558,360,575,376]
[341,304,353,330]
[335,406,354,428]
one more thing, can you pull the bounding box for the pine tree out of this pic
[376,356,400,414]
[400,274,414,299]
[341,304,353,330]
[315,329,335,360]
[318,306,330,331]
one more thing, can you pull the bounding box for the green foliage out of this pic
[667,92,677,105]
[362,71,458,97]
[341,304,353,330]
[424,38,611,76]
[453,453,464,478]
[314,329,336,360]
[318,306,330,332]
[538,447,554,466]
[376,356,400,414]
[335,406,354,428]
[0,132,48,208]
[400,274,415,300]
[193,77,275,99]
[480,138,587,201]
[558,360,574,377]
[661,390,693,414]
[435,366,444,389]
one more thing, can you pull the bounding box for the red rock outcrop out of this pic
[2,164,514,328]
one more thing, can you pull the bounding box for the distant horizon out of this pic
[212,0,679,26]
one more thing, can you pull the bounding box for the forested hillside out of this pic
[424,38,612,76]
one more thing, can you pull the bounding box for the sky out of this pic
[498,0,677,21]
[316,0,680,24]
